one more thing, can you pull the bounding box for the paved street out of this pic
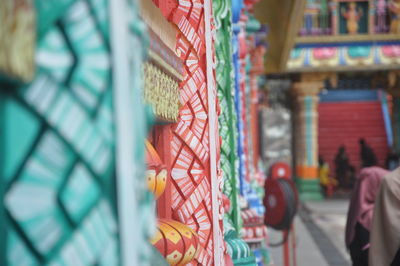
[269,199,352,266]
[305,199,351,264]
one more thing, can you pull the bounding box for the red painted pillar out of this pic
[283,230,290,266]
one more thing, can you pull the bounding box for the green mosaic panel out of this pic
[3,100,41,183]
[1,0,120,265]
[2,0,157,264]
[60,164,101,224]
[35,0,76,38]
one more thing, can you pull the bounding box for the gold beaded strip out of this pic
[143,62,180,122]
[148,50,184,81]
[0,0,35,82]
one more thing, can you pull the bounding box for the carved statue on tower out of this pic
[389,0,400,33]
[341,2,363,34]
[376,0,387,33]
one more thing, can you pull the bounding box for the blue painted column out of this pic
[293,81,323,201]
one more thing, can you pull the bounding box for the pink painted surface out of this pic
[318,102,388,176]
[381,45,400,57]
[313,47,337,60]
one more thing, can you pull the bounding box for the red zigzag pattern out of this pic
[168,0,223,265]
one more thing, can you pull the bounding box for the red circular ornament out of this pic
[264,178,287,228]
[150,219,199,265]
[270,162,291,180]
[145,140,167,199]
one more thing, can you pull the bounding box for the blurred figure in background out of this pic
[369,167,400,266]
[335,145,354,189]
[345,166,389,266]
[385,148,399,171]
[348,165,357,189]
[359,138,378,168]
[319,155,337,197]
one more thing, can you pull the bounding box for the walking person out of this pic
[345,166,389,266]
[385,148,399,171]
[359,138,378,167]
[335,145,351,189]
[369,167,400,266]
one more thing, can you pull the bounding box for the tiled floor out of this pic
[269,217,329,266]
[304,199,351,265]
[268,199,352,266]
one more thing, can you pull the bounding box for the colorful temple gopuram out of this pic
[256,0,400,201]
[1,0,400,265]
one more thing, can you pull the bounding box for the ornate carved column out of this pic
[293,81,323,200]
[330,1,338,35]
